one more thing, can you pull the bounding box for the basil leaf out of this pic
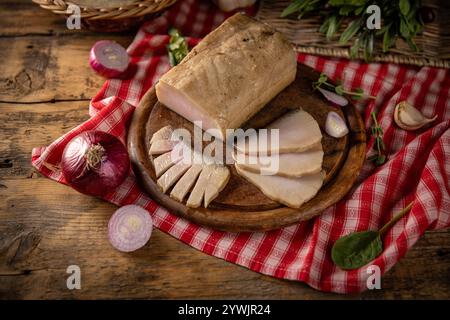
[331,230,383,270]
[399,0,410,16]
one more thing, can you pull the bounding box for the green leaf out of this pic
[167,28,189,66]
[339,5,355,16]
[280,1,304,18]
[364,32,374,61]
[335,85,344,95]
[405,37,418,51]
[352,87,364,100]
[400,18,410,38]
[349,36,361,58]
[329,0,365,6]
[318,73,328,83]
[399,0,410,16]
[375,154,386,166]
[354,5,365,15]
[331,231,383,270]
[382,27,396,53]
[326,16,341,40]
[339,17,363,45]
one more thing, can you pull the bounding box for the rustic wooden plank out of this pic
[0,177,448,299]
[0,0,136,37]
[0,0,72,37]
[0,101,449,299]
[0,102,90,179]
[0,35,132,103]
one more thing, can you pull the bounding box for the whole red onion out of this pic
[61,131,130,197]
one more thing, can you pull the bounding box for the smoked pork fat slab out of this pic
[155,13,297,140]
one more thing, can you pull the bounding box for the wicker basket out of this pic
[32,0,178,32]
[257,0,450,68]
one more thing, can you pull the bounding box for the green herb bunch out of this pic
[167,28,189,67]
[281,0,424,60]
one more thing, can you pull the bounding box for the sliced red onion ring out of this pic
[325,111,349,138]
[108,205,153,252]
[318,88,349,106]
[89,40,130,79]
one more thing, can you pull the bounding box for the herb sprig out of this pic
[313,73,375,100]
[167,28,189,67]
[281,0,424,60]
[368,111,386,166]
[331,201,413,270]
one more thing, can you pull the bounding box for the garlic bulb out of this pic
[394,101,437,131]
[325,111,349,138]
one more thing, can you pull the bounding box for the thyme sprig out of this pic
[367,111,386,166]
[313,73,376,100]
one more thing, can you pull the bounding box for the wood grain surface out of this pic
[128,65,366,232]
[0,0,449,299]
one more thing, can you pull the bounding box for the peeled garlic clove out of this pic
[394,101,437,131]
[325,111,349,138]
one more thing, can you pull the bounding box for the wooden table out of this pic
[0,0,449,299]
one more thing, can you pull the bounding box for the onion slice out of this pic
[318,88,349,106]
[108,205,153,252]
[325,111,349,138]
[89,40,130,79]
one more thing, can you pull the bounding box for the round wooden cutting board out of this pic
[128,64,366,232]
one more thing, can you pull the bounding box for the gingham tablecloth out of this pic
[31,0,450,293]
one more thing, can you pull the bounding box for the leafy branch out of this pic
[281,0,425,60]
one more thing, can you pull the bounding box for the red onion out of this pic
[61,130,130,197]
[318,88,349,106]
[89,40,130,79]
[108,205,153,252]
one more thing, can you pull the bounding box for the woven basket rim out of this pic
[32,0,177,20]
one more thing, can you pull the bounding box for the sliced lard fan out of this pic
[150,125,173,144]
[155,13,297,140]
[235,164,325,208]
[233,143,324,177]
[170,165,203,202]
[186,165,230,208]
[153,151,183,178]
[236,109,322,155]
[157,162,191,193]
[149,140,178,155]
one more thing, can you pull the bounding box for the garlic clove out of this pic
[394,101,437,131]
[325,111,349,138]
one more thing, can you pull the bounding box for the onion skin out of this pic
[318,88,349,106]
[61,131,130,197]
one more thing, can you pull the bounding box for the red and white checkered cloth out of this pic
[31,0,450,293]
